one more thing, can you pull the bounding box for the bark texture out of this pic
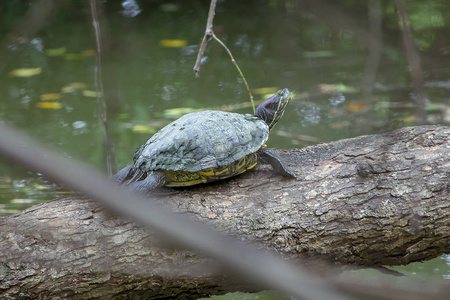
[1,125,449,299]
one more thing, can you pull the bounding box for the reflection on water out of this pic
[0,0,449,285]
[0,174,74,215]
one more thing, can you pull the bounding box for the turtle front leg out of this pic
[257,148,297,178]
[126,171,167,193]
[111,165,134,184]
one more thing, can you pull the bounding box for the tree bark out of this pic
[1,125,449,299]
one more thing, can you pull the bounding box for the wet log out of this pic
[0,125,449,299]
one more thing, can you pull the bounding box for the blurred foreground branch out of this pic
[0,125,449,299]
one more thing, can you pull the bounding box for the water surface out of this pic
[0,0,449,291]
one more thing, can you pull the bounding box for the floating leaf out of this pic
[10,198,35,204]
[82,50,96,57]
[345,103,371,112]
[425,103,444,112]
[34,184,51,190]
[131,125,158,134]
[61,86,76,93]
[9,67,42,77]
[330,121,350,129]
[0,208,21,214]
[317,83,357,94]
[403,115,416,123]
[118,113,130,119]
[45,47,66,56]
[64,53,84,60]
[82,90,100,98]
[252,87,279,95]
[36,102,62,109]
[336,83,357,93]
[302,50,335,58]
[275,130,320,143]
[160,39,188,48]
[40,93,62,101]
[61,82,88,93]
[160,3,180,12]
[163,107,202,118]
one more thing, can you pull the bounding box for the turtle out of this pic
[112,88,296,192]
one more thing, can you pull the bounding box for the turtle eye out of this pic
[279,91,284,96]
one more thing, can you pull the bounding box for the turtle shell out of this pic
[133,110,269,172]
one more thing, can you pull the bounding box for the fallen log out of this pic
[0,125,449,299]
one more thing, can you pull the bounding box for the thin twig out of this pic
[193,0,255,112]
[212,34,254,112]
[360,0,382,101]
[90,0,117,175]
[394,0,427,123]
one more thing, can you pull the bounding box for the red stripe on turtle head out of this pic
[264,99,273,108]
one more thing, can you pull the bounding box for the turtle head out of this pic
[254,88,291,130]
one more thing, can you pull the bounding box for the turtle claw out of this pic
[258,148,297,179]
[286,168,299,178]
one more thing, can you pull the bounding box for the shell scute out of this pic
[134,111,268,172]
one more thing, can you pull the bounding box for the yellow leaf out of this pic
[131,125,157,134]
[345,103,371,112]
[45,47,66,56]
[40,93,62,101]
[163,107,202,118]
[82,50,96,57]
[61,82,88,93]
[9,67,42,77]
[403,115,416,123]
[36,102,62,109]
[160,39,188,48]
[72,82,88,89]
[251,87,279,95]
[82,90,100,98]
[61,86,76,93]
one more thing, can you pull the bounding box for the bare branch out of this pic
[212,34,255,112]
[193,0,254,111]
[193,0,216,77]
[89,0,117,175]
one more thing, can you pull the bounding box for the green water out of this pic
[0,0,449,296]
